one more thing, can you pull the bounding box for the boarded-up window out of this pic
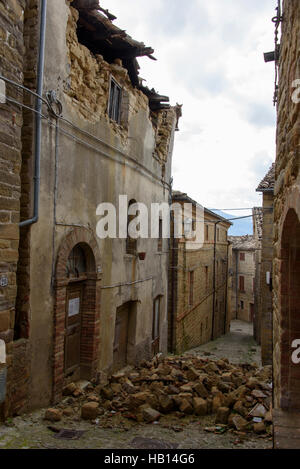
[239,275,245,291]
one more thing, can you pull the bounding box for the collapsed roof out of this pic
[71,0,170,111]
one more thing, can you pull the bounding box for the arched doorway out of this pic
[280,209,300,409]
[53,228,101,403]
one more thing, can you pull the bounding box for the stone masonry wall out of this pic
[260,193,274,366]
[273,0,300,408]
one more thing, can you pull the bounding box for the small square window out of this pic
[108,77,122,123]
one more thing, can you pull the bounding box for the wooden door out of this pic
[113,304,129,370]
[64,283,83,381]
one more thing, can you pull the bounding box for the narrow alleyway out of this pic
[188,320,261,366]
[0,320,272,450]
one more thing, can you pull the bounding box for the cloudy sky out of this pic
[102,0,277,215]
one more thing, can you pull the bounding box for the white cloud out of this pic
[102,0,277,211]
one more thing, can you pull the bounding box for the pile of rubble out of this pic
[45,355,272,435]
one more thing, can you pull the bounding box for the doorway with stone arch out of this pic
[52,228,102,403]
[279,209,300,410]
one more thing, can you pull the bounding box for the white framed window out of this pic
[108,77,122,123]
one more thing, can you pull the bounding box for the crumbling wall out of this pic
[152,108,176,163]
[65,4,176,164]
[65,6,148,140]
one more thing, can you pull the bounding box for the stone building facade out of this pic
[168,191,231,354]
[256,164,274,366]
[0,0,179,417]
[252,206,263,345]
[229,235,257,324]
[273,0,300,411]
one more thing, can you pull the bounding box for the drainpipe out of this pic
[169,182,176,353]
[20,0,47,227]
[224,240,229,334]
[211,221,221,340]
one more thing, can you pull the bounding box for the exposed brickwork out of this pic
[15,0,40,341]
[273,0,300,410]
[0,0,28,419]
[0,0,24,310]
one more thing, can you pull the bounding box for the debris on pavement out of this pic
[43,354,272,436]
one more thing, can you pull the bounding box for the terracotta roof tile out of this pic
[256,163,275,192]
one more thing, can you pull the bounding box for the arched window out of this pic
[126,199,137,255]
[66,245,87,278]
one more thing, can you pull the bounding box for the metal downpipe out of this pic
[19,0,47,227]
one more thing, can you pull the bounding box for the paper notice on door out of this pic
[68,297,80,317]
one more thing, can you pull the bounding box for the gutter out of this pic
[20,0,47,227]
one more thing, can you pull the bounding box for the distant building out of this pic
[229,235,258,324]
[256,164,275,365]
[168,191,231,353]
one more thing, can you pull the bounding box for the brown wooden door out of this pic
[65,283,83,380]
[113,304,129,370]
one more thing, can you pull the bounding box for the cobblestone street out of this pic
[0,320,272,450]
[188,320,261,366]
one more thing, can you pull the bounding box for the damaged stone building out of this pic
[272,0,300,418]
[168,191,231,354]
[0,0,179,417]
